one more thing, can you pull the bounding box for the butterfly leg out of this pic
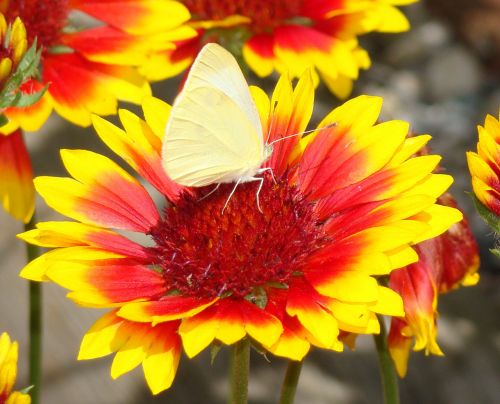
[268,168,277,184]
[221,177,243,214]
[254,176,265,213]
[198,183,221,202]
[256,167,276,184]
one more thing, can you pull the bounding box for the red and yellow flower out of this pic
[0,332,31,404]
[467,110,500,219]
[0,0,194,222]
[0,0,195,133]
[142,0,417,98]
[19,72,460,393]
[387,193,479,377]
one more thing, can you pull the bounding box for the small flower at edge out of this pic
[0,332,31,404]
[467,110,500,252]
[387,193,479,377]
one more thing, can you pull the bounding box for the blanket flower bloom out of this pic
[467,110,500,221]
[19,72,461,394]
[142,0,417,98]
[0,332,31,404]
[388,193,479,377]
[0,0,194,133]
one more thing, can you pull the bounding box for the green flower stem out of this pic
[374,316,400,404]
[279,360,303,404]
[25,214,42,404]
[228,338,250,404]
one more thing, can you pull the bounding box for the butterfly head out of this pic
[263,144,273,162]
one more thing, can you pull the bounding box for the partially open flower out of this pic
[142,0,417,98]
[0,15,38,223]
[467,111,500,232]
[0,15,44,116]
[19,72,460,394]
[0,15,27,93]
[0,332,30,404]
[388,193,479,377]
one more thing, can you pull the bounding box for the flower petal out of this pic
[18,221,150,260]
[1,80,53,134]
[92,112,183,200]
[43,53,150,126]
[0,131,34,222]
[286,280,341,349]
[34,149,160,232]
[72,0,191,35]
[118,297,217,324]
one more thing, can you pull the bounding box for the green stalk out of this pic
[373,316,400,404]
[279,360,303,404]
[25,214,42,404]
[228,338,250,404]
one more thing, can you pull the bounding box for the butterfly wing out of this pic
[162,43,266,187]
[181,43,263,140]
[164,86,264,187]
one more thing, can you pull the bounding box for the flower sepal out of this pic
[471,194,500,234]
[19,385,35,395]
[210,341,223,364]
[0,39,46,110]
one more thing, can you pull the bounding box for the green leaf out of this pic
[10,85,48,108]
[245,287,268,309]
[471,194,500,233]
[2,40,43,95]
[17,39,40,74]
[0,91,20,108]
[47,45,74,55]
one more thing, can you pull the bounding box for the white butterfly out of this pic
[162,43,273,197]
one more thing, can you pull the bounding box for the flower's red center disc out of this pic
[4,0,70,48]
[183,0,304,32]
[149,174,327,299]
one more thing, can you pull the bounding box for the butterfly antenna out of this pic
[221,178,243,214]
[265,100,279,144]
[267,122,337,146]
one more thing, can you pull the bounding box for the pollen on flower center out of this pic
[183,0,305,32]
[149,173,327,299]
[4,0,70,49]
